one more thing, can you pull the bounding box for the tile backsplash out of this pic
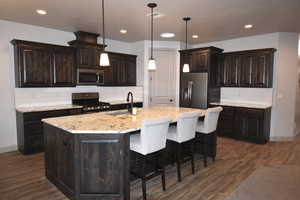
[221,87,273,105]
[15,86,143,107]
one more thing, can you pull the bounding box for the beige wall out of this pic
[294,42,300,136]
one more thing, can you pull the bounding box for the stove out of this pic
[72,92,110,113]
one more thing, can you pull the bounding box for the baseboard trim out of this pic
[270,136,294,142]
[0,145,18,153]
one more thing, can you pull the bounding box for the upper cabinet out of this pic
[179,47,224,73]
[52,46,77,87]
[68,31,137,87]
[68,31,105,70]
[11,40,77,88]
[218,48,276,88]
[106,52,137,86]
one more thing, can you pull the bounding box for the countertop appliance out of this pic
[72,92,110,113]
[180,73,208,109]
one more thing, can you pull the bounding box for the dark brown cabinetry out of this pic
[53,47,77,86]
[179,47,224,108]
[215,105,271,144]
[105,52,137,86]
[11,40,77,88]
[218,48,276,88]
[16,108,82,155]
[44,124,130,200]
[68,31,137,86]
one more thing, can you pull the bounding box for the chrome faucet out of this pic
[126,92,134,113]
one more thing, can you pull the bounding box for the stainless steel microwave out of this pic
[78,68,104,85]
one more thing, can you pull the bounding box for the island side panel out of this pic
[74,133,130,200]
[44,123,75,199]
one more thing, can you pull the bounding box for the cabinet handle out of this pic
[97,73,99,83]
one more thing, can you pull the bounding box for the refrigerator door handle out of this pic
[188,81,193,105]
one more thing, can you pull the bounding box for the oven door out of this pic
[78,69,104,85]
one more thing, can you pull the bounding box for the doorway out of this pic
[149,49,177,107]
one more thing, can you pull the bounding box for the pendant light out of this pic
[99,0,110,66]
[148,3,157,71]
[182,17,191,73]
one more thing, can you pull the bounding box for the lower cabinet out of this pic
[216,106,271,144]
[44,124,130,200]
[16,108,82,155]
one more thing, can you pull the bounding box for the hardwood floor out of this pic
[1,135,300,200]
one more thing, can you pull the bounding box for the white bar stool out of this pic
[196,106,223,167]
[130,117,172,200]
[167,111,201,182]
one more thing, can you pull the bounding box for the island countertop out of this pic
[42,106,205,134]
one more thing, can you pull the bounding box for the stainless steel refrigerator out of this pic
[180,73,208,109]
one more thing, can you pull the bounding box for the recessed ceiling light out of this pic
[36,9,47,15]
[120,29,127,34]
[244,24,253,29]
[160,33,175,38]
[192,35,199,39]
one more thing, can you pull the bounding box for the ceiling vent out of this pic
[146,12,165,19]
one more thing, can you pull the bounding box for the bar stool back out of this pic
[196,106,223,167]
[167,111,201,181]
[130,117,172,200]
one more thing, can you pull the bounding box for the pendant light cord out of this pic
[102,0,105,46]
[151,6,153,59]
[185,19,188,49]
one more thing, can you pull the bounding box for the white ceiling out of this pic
[0,0,299,43]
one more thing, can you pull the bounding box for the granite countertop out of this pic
[210,102,272,109]
[107,100,143,105]
[42,106,205,134]
[16,105,83,113]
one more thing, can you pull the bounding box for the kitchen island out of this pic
[42,106,205,200]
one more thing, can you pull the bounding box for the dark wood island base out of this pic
[44,123,130,200]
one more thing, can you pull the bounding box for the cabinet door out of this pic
[126,57,137,86]
[217,106,236,138]
[190,51,209,72]
[251,52,272,88]
[78,47,97,68]
[104,54,118,86]
[19,45,52,87]
[77,134,129,199]
[117,60,128,85]
[239,55,253,87]
[53,47,77,87]
[223,55,239,87]
[235,108,264,142]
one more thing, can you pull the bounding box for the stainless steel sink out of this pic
[106,110,130,116]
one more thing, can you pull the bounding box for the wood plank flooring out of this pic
[1,135,300,200]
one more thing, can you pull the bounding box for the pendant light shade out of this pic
[100,52,110,66]
[182,17,191,73]
[182,63,190,73]
[148,58,156,71]
[148,3,157,71]
[100,0,110,66]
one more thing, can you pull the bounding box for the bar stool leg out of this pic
[141,156,147,200]
[176,143,182,182]
[191,139,195,174]
[161,150,166,191]
[203,135,208,168]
